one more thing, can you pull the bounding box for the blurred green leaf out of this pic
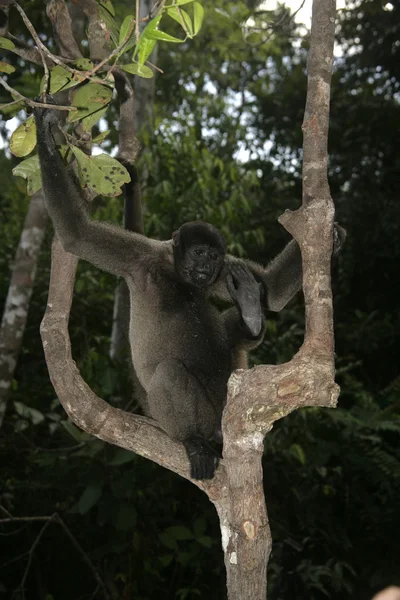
[9,116,36,157]
[12,154,41,194]
[0,61,15,74]
[78,482,103,514]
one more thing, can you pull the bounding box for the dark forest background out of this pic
[0,0,399,598]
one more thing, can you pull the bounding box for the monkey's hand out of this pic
[227,262,263,338]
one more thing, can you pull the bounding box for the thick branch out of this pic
[280,0,337,356]
[46,0,83,60]
[302,0,336,204]
[0,191,48,428]
[79,0,111,62]
[217,1,338,598]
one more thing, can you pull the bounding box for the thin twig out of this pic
[18,517,54,598]
[0,505,13,518]
[0,511,110,600]
[0,515,52,524]
[0,77,76,111]
[13,3,50,95]
[136,0,140,45]
[147,60,163,74]
[0,98,23,109]
[54,514,110,600]
[12,2,101,84]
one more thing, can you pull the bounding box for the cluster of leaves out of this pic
[1,0,205,198]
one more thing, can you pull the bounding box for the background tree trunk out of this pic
[0,191,48,428]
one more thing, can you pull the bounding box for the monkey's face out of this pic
[179,243,224,288]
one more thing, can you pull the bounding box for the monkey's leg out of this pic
[146,359,219,480]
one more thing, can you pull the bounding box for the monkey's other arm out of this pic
[34,106,156,276]
[255,223,346,311]
[213,224,346,312]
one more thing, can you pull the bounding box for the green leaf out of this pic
[163,526,193,542]
[133,15,162,59]
[78,482,103,514]
[290,443,306,465]
[147,28,184,43]
[12,154,41,195]
[107,448,136,466]
[68,83,113,124]
[14,402,45,425]
[42,65,84,94]
[90,154,130,195]
[118,36,137,58]
[10,116,37,157]
[81,106,108,132]
[121,63,154,79]
[175,0,195,4]
[197,535,213,548]
[138,38,157,66]
[92,130,110,144]
[193,2,204,34]
[0,61,15,74]
[166,7,193,36]
[74,58,94,70]
[61,420,92,442]
[0,100,24,117]
[158,526,194,550]
[69,146,130,197]
[0,36,15,49]
[99,0,115,16]
[119,15,135,45]
[98,2,119,45]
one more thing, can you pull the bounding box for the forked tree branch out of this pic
[39,0,338,599]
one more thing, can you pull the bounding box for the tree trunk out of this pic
[0,191,48,427]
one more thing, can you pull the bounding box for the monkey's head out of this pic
[172,221,226,288]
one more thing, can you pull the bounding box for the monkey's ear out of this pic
[172,230,180,246]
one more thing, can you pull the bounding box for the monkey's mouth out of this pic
[192,270,213,286]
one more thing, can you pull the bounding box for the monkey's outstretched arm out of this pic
[34,106,157,277]
[212,225,346,312]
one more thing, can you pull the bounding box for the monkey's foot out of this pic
[183,436,219,480]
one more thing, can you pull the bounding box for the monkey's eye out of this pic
[210,253,218,260]
[195,248,203,256]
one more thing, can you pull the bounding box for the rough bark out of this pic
[0,191,48,427]
[215,1,338,597]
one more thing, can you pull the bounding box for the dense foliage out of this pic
[0,0,399,598]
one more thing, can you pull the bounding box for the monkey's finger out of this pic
[230,263,257,287]
[226,274,237,299]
